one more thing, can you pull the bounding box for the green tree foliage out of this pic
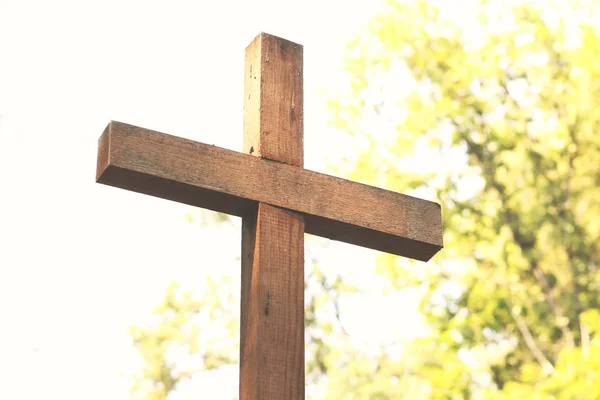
[129,279,238,400]
[326,0,600,397]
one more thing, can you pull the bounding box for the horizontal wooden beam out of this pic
[96,121,443,261]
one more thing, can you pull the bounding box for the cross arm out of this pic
[96,121,443,261]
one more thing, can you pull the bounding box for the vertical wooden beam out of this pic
[243,32,304,166]
[240,33,305,400]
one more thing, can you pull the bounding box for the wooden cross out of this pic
[96,33,442,400]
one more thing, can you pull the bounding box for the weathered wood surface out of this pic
[243,33,303,166]
[96,121,443,261]
[240,33,305,400]
[240,204,305,400]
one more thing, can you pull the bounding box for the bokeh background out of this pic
[1,0,599,399]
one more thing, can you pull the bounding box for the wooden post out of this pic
[240,33,305,400]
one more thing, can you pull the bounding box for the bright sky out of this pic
[0,0,432,398]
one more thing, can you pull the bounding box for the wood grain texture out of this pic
[240,32,305,400]
[244,33,303,166]
[240,204,305,400]
[96,121,443,261]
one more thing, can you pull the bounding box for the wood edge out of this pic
[416,241,443,262]
[425,200,443,250]
[304,212,442,261]
[392,233,443,261]
[96,122,113,182]
[244,33,262,159]
[258,31,303,49]
[245,32,262,52]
